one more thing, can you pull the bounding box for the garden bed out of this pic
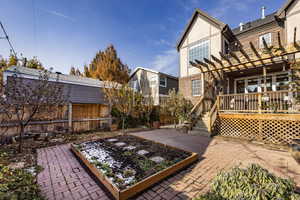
[71,135,198,200]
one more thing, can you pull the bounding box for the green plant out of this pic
[138,159,155,171]
[195,164,300,200]
[0,164,44,200]
[122,151,132,157]
[123,169,135,178]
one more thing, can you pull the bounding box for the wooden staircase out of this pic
[188,96,219,136]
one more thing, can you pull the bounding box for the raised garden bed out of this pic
[71,135,198,200]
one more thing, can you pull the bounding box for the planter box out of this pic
[71,136,198,200]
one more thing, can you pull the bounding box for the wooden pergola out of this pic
[189,28,300,77]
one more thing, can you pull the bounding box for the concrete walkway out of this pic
[37,129,300,200]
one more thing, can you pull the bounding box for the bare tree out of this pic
[0,68,67,152]
[102,81,121,127]
[114,84,140,132]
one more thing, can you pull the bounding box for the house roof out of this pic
[4,66,118,88]
[232,12,277,36]
[277,0,296,16]
[176,8,226,51]
[130,67,178,80]
[3,66,119,105]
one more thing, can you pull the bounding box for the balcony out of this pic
[218,90,299,114]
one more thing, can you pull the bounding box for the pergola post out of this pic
[68,102,73,133]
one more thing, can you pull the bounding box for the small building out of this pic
[176,0,300,145]
[2,66,111,135]
[129,67,178,105]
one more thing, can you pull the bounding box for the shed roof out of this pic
[4,66,112,105]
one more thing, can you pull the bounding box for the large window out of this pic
[189,40,210,64]
[259,33,272,48]
[276,73,289,91]
[234,73,290,93]
[159,76,167,87]
[192,79,201,96]
[247,78,259,93]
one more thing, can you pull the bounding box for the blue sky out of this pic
[0,0,285,76]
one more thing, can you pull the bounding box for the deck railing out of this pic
[218,90,299,113]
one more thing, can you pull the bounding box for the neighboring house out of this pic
[2,66,111,135]
[129,67,178,105]
[176,0,300,145]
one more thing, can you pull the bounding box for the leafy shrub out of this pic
[0,164,44,200]
[196,164,300,200]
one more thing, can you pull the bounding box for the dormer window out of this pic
[159,76,167,87]
[189,40,210,64]
[259,33,272,48]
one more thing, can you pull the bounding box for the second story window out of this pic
[189,40,210,64]
[259,33,272,48]
[192,79,201,96]
[159,76,167,87]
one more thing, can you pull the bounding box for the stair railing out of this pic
[190,96,204,115]
[207,97,219,133]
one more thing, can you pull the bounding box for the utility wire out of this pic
[0,21,17,57]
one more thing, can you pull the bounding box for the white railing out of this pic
[218,90,298,113]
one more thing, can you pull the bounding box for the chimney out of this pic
[261,6,266,19]
[239,22,244,31]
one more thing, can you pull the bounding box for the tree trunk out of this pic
[108,103,112,127]
[122,116,125,134]
[18,125,24,153]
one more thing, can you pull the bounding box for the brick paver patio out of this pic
[37,129,300,200]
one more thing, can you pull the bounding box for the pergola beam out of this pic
[239,48,256,68]
[211,55,233,72]
[195,59,216,79]
[250,42,266,67]
[203,58,222,79]
[229,51,249,69]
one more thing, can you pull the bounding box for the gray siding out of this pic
[159,76,178,95]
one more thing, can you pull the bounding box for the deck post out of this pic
[258,93,262,114]
[68,102,73,132]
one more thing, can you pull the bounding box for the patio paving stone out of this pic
[37,129,300,200]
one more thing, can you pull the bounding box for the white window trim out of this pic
[259,33,272,48]
[233,71,290,94]
[159,76,167,87]
[188,39,210,68]
[192,79,202,96]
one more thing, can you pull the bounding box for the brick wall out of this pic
[179,73,202,105]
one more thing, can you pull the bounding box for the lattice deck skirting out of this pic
[216,113,300,145]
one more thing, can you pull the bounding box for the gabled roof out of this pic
[277,0,296,16]
[176,8,226,51]
[232,12,277,35]
[130,67,178,80]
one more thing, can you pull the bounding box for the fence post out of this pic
[68,102,73,132]
[258,93,262,114]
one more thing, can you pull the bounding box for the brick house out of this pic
[176,0,300,144]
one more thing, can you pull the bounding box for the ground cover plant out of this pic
[73,135,191,190]
[196,164,300,200]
